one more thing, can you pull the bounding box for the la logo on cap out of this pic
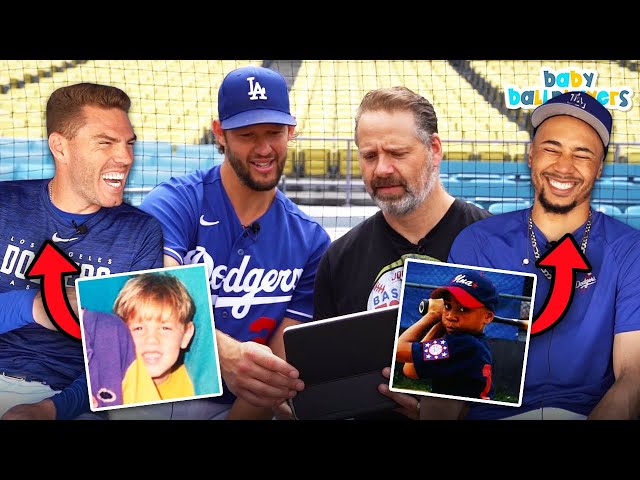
[568,92,587,110]
[218,65,296,129]
[247,76,267,100]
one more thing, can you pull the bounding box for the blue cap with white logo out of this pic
[531,91,612,153]
[218,65,297,130]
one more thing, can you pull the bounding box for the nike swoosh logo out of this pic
[52,232,79,242]
[200,215,220,226]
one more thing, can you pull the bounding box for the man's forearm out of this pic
[589,376,640,420]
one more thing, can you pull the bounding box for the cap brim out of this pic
[221,110,296,129]
[531,103,609,147]
[430,286,485,309]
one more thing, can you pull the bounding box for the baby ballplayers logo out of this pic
[505,66,633,111]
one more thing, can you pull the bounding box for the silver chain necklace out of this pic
[528,209,592,280]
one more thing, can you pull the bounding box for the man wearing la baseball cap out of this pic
[531,90,612,159]
[395,270,498,401]
[446,89,640,420]
[218,65,297,130]
[135,65,331,421]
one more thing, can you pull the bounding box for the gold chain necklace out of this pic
[528,209,592,280]
[48,180,53,202]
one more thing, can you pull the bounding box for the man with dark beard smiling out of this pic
[448,91,640,420]
[310,86,491,420]
[133,65,331,420]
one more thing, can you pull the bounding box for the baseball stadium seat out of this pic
[337,147,361,178]
[621,205,640,229]
[487,201,531,214]
[592,203,623,216]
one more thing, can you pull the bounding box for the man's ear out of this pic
[430,133,443,167]
[212,120,225,148]
[49,132,67,163]
[596,156,605,179]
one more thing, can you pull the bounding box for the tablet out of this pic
[283,305,400,420]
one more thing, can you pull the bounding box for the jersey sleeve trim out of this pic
[163,247,184,265]
[286,308,313,320]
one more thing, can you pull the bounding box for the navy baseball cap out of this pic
[430,270,499,313]
[531,91,612,152]
[218,65,297,130]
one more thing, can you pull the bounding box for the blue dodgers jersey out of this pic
[140,165,331,345]
[0,179,164,391]
[448,208,640,419]
[411,333,494,399]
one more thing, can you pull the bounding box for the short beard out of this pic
[226,144,284,192]
[537,183,594,215]
[374,187,425,217]
[371,151,438,217]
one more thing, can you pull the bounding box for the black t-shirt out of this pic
[314,199,491,320]
[312,198,491,419]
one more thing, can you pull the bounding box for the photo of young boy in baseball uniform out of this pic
[391,259,535,407]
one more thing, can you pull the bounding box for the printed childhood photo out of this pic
[390,259,536,407]
[76,264,222,412]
